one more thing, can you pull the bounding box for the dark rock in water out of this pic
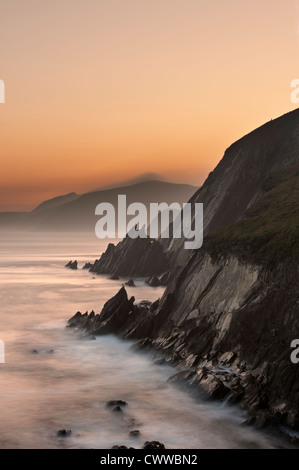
[129,430,140,438]
[67,311,88,328]
[242,416,256,427]
[199,375,230,400]
[125,279,135,287]
[112,405,123,413]
[106,400,128,408]
[32,348,54,354]
[109,273,119,280]
[57,429,72,437]
[143,441,165,449]
[67,288,138,336]
[82,262,93,270]
[65,260,78,270]
[111,445,128,449]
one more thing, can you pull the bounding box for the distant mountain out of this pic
[32,192,79,213]
[0,181,197,232]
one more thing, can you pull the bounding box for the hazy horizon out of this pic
[0,174,198,213]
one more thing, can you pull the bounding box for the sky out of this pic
[0,0,298,211]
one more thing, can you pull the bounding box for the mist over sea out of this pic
[0,232,283,448]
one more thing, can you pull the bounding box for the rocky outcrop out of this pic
[82,262,93,270]
[65,260,78,270]
[89,236,170,278]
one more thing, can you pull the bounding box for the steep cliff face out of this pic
[164,109,299,266]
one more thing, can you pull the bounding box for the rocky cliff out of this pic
[68,109,299,432]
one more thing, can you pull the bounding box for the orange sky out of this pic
[0,0,299,211]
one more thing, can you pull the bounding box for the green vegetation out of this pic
[207,162,299,267]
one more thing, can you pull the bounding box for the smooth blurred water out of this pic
[0,232,284,448]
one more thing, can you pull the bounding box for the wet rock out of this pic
[65,260,78,270]
[106,400,128,408]
[125,279,135,287]
[57,429,72,437]
[112,405,123,413]
[111,445,128,449]
[199,375,230,400]
[241,416,256,427]
[167,370,197,384]
[143,441,165,449]
[131,338,153,351]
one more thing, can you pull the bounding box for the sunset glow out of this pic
[0,0,298,210]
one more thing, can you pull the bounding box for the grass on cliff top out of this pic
[207,162,299,267]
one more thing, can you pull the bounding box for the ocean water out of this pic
[0,232,284,449]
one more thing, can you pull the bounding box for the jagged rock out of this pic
[112,405,123,413]
[67,288,136,336]
[65,260,78,270]
[106,400,128,408]
[167,370,197,384]
[82,262,93,270]
[89,237,169,278]
[125,279,135,287]
[143,441,165,449]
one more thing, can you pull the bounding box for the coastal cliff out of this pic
[68,109,299,431]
